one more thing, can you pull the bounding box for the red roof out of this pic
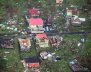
[72,10,79,15]
[28,63,40,68]
[56,0,63,4]
[36,33,48,39]
[29,18,43,25]
[29,9,39,16]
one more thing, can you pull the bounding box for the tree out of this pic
[0,52,7,72]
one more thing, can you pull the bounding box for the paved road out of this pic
[0,31,91,38]
[46,31,91,36]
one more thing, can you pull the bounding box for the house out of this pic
[0,37,14,48]
[29,8,40,17]
[29,18,44,33]
[71,18,81,25]
[40,51,55,60]
[56,0,63,5]
[69,59,88,72]
[66,10,72,17]
[79,18,86,22]
[72,10,79,16]
[71,16,81,26]
[49,36,60,49]
[23,57,40,69]
[66,9,79,17]
[40,51,48,59]
[18,38,31,51]
[71,17,86,26]
[36,33,49,48]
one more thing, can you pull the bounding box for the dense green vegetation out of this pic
[0,0,91,72]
